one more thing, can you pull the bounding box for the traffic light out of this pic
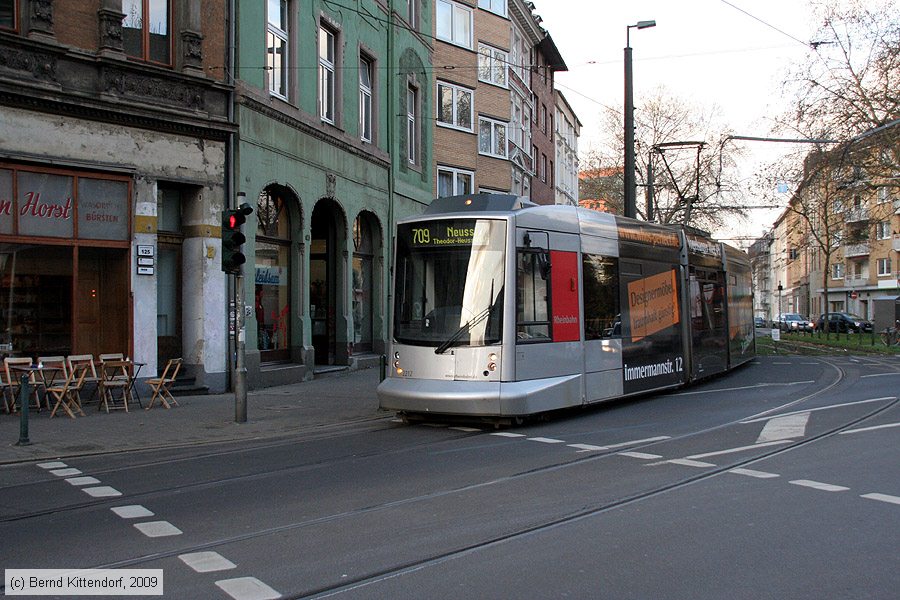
[221,202,253,274]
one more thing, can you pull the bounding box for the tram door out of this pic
[687,266,728,379]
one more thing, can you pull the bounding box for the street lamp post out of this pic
[624,19,656,219]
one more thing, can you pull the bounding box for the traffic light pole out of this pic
[234,269,247,423]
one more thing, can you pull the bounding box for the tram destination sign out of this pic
[405,220,490,248]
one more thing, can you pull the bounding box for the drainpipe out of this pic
[226,0,236,390]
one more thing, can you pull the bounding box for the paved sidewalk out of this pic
[0,367,388,465]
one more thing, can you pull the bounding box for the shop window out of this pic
[256,187,292,361]
[122,0,172,66]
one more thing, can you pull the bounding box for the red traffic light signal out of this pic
[221,202,253,274]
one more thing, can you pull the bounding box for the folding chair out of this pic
[48,365,88,419]
[146,358,182,410]
[37,356,69,387]
[66,355,100,406]
[4,357,44,411]
[98,356,130,413]
[0,369,12,414]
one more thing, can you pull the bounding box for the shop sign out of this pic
[255,266,284,286]
[0,169,128,241]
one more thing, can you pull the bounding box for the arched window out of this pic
[255,187,292,362]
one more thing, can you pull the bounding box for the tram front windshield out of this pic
[394,219,505,349]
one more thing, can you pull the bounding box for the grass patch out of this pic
[756,331,900,356]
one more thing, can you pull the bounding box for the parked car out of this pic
[754,316,766,328]
[815,312,874,333]
[777,313,814,332]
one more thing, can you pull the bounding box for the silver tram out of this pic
[377,194,755,420]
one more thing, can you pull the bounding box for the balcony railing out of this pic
[845,274,869,287]
[845,206,869,222]
[843,242,870,258]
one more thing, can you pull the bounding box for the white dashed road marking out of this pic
[729,468,780,479]
[687,440,793,460]
[789,480,850,492]
[215,577,281,600]
[134,521,183,537]
[605,436,671,447]
[82,486,122,498]
[528,437,565,444]
[111,505,155,519]
[49,468,82,477]
[490,432,526,438]
[450,427,482,432]
[568,443,608,452]
[37,462,67,469]
[179,552,237,573]
[65,477,100,486]
[619,451,663,460]
[860,493,900,506]
[666,459,716,468]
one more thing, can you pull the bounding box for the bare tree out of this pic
[781,0,899,141]
[591,86,747,231]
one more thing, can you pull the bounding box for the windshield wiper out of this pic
[434,305,492,355]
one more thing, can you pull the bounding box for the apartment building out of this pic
[0,0,232,391]
[234,1,433,386]
[433,0,573,202]
[555,89,581,206]
[754,122,900,324]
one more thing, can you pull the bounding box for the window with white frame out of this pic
[478,0,506,16]
[319,25,337,123]
[477,43,507,87]
[437,166,473,197]
[359,55,373,142]
[832,262,844,279]
[436,81,473,131]
[510,91,531,151]
[877,257,892,276]
[877,186,890,204]
[876,221,890,240]
[436,0,472,48]
[407,84,418,165]
[478,116,508,158]
[267,0,288,98]
[540,153,547,183]
[509,27,528,82]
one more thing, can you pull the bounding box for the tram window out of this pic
[582,254,620,340]
[516,249,550,341]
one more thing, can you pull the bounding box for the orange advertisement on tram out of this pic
[627,269,680,342]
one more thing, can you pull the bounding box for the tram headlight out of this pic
[393,360,401,369]
[487,353,498,372]
[394,351,400,359]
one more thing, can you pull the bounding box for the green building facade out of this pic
[234,1,433,386]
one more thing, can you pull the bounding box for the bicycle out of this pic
[880,320,900,347]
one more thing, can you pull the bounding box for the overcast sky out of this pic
[533,0,829,241]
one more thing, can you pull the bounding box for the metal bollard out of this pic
[16,374,30,446]
[379,354,386,382]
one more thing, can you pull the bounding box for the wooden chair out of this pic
[48,365,88,419]
[98,357,131,413]
[4,357,44,411]
[146,358,182,410]
[66,355,100,405]
[0,369,12,414]
[37,356,69,387]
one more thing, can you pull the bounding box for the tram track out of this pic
[49,389,897,599]
[3,357,898,598]
[0,356,853,527]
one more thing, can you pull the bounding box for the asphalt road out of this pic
[1,355,898,599]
